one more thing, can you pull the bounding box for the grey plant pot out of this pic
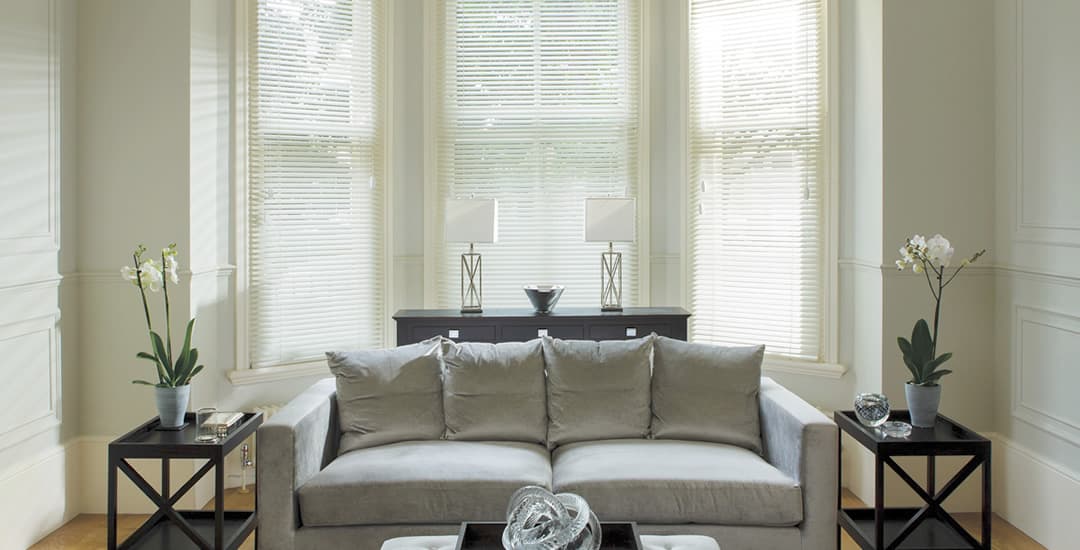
[155,384,191,428]
[905,382,941,428]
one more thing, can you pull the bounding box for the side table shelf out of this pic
[835,410,991,550]
[107,412,263,550]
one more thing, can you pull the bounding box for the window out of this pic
[244,0,385,369]
[431,0,643,309]
[688,0,826,360]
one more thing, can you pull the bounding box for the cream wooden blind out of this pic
[433,0,642,309]
[689,0,825,360]
[247,0,385,367]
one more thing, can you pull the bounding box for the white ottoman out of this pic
[380,534,720,550]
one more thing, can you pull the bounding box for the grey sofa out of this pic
[258,336,837,550]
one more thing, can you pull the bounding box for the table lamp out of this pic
[445,199,498,313]
[585,198,636,311]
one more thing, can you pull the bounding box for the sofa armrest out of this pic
[759,377,837,550]
[257,378,338,550]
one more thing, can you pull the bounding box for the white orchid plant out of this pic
[121,244,203,388]
[895,234,986,386]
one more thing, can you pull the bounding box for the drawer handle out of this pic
[448,329,460,339]
[625,327,637,337]
[537,328,549,337]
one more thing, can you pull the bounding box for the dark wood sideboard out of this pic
[393,307,690,345]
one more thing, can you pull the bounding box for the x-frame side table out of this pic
[107,412,263,549]
[835,410,991,550]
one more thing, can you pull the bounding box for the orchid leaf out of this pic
[902,355,922,383]
[911,319,934,366]
[924,369,953,383]
[182,365,203,385]
[921,352,953,379]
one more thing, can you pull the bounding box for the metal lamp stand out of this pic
[601,242,623,311]
[461,243,483,313]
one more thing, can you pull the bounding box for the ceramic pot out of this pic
[155,385,191,428]
[905,382,941,428]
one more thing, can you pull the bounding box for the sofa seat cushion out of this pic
[552,439,802,526]
[298,440,552,527]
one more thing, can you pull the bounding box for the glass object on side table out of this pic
[880,421,913,438]
[196,407,218,442]
[854,393,890,428]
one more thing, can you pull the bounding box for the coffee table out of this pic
[381,522,720,550]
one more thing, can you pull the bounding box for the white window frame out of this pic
[678,0,844,378]
[421,0,651,309]
[229,0,397,385]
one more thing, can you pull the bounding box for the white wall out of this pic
[0,1,81,548]
[992,1,1080,547]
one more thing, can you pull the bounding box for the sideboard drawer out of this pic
[500,324,585,342]
[409,324,497,343]
[588,323,673,341]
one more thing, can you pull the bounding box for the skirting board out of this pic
[989,432,1080,550]
[0,439,81,550]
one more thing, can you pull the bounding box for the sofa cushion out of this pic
[298,440,552,526]
[327,337,444,455]
[651,336,765,453]
[552,439,802,526]
[442,338,547,443]
[543,336,653,449]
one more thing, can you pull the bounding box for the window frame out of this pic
[422,0,652,310]
[678,0,844,378]
[229,0,396,385]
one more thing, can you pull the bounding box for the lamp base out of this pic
[461,245,483,313]
[600,243,623,311]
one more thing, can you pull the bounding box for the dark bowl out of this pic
[523,285,565,314]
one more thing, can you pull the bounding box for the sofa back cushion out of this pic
[542,335,653,449]
[651,336,764,453]
[442,338,547,443]
[327,337,444,455]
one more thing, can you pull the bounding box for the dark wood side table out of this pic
[835,410,991,550]
[394,307,690,345]
[107,412,263,549]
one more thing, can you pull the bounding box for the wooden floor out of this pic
[29,488,255,550]
[30,487,1043,549]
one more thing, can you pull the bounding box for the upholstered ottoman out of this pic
[380,534,720,550]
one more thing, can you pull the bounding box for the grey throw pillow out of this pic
[651,336,764,453]
[543,335,653,449]
[442,339,547,443]
[327,337,444,455]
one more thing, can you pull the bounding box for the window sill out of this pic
[227,360,330,386]
[763,357,848,380]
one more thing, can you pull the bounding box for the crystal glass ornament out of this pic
[854,393,890,428]
[502,486,601,550]
[880,421,913,438]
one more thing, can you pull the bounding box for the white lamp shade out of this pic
[585,198,636,242]
[444,199,498,243]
